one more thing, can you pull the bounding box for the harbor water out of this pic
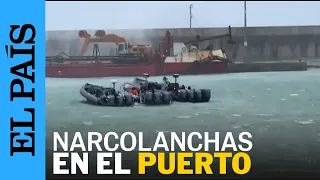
[46,70,320,174]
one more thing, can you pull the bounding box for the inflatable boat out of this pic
[121,73,211,105]
[80,82,135,106]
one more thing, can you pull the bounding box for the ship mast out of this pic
[244,1,248,62]
[189,4,193,41]
[244,1,247,46]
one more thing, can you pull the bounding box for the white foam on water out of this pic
[232,114,241,117]
[197,111,211,114]
[155,130,171,133]
[266,88,272,91]
[91,112,100,115]
[100,115,113,118]
[83,121,93,126]
[264,119,283,122]
[176,116,191,119]
[255,113,271,117]
[134,103,142,106]
[295,119,315,125]
[280,98,286,101]
[289,93,299,97]
[232,124,252,129]
[232,124,251,129]
[194,113,200,116]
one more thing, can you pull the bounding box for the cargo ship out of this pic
[46,26,234,78]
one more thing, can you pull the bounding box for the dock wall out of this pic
[46,25,320,62]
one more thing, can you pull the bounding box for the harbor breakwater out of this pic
[46,25,320,63]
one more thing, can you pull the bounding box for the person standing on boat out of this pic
[163,76,170,85]
[162,77,170,90]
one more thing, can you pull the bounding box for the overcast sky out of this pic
[46,1,320,30]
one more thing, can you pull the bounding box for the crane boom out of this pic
[78,30,152,56]
[183,26,233,45]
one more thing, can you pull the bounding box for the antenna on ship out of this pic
[189,4,193,41]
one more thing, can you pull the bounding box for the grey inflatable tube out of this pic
[80,86,113,106]
[80,84,134,107]
[177,89,211,103]
[132,78,148,88]
[80,86,99,104]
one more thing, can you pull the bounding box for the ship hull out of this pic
[46,61,228,78]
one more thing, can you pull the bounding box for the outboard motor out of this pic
[140,73,150,92]
[111,79,118,89]
[143,73,149,81]
[173,74,180,91]
[110,79,119,96]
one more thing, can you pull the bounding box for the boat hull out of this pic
[46,61,228,78]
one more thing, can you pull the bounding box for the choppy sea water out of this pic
[46,70,320,173]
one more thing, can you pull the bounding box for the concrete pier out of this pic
[228,61,308,73]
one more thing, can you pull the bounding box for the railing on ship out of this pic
[46,53,151,64]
